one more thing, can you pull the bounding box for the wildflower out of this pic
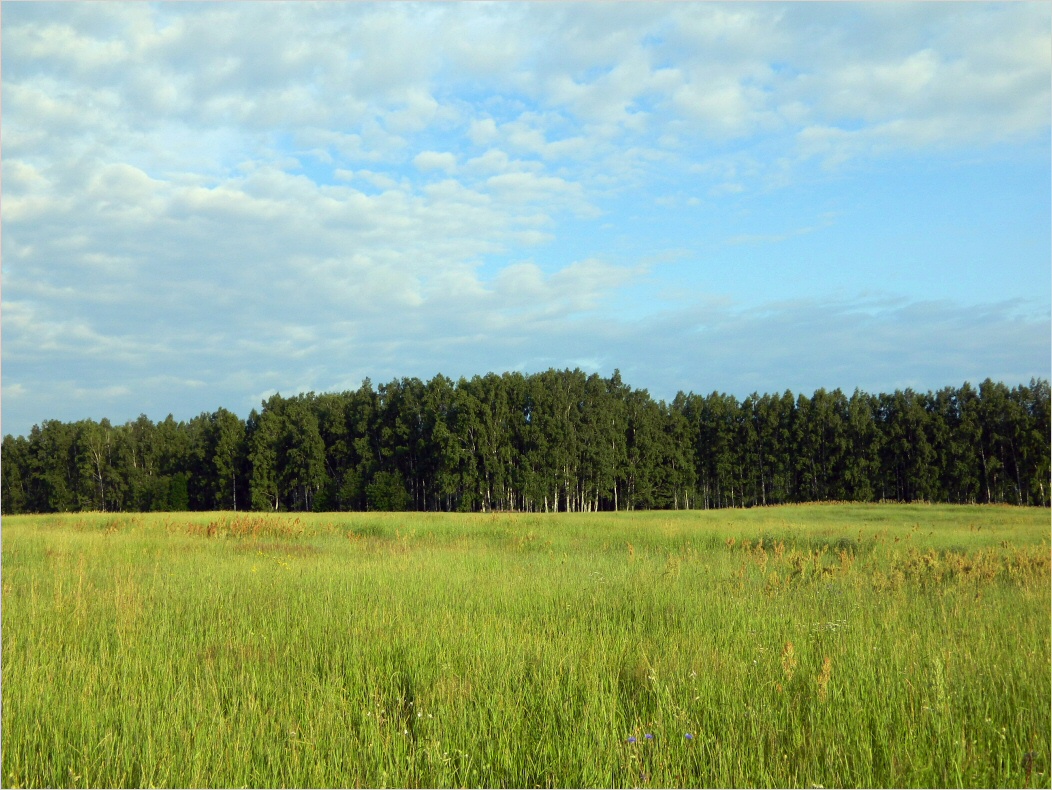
[644,733,654,740]
[626,736,637,744]
[685,733,694,740]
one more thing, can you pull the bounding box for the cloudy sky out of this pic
[2,2,1050,437]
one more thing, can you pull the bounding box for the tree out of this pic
[876,389,935,502]
[929,385,980,504]
[1019,378,1051,506]
[622,388,667,510]
[118,415,161,511]
[1,435,30,514]
[3,373,1048,513]
[73,419,127,511]
[208,408,247,510]
[312,392,355,511]
[422,374,462,511]
[248,403,282,511]
[978,380,1014,503]
[844,389,879,502]
[247,394,326,512]
[366,470,410,511]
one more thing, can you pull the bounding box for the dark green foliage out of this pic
[1,435,29,515]
[366,471,410,512]
[2,373,1049,513]
[168,472,190,512]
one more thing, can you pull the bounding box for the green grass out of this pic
[3,504,1049,787]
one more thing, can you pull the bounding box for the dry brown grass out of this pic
[185,514,307,540]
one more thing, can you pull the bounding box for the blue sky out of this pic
[2,2,1050,437]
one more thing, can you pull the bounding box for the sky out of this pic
[2,2,1050,438]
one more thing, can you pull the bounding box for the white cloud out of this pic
[413,150,457,173]
[468,117,499,146]
[484,171,595,217]
[1,2,1048,437]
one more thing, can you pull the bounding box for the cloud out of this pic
[4,243,1048,434]
[485,171,592,214]
[606,296,1052,400]
[725,214,834,247]
[413,150,457,173]
[1,3,1048,437]
[5,3,1048,193]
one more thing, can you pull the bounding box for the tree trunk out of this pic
[980,446,991,503]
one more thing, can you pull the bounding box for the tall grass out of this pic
[3,504,1049,787]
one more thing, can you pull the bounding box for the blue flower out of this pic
[626,736,637,743]
[685,733,694,740]
[644,733,654,740]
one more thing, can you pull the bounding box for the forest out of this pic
[2,370,1049,515]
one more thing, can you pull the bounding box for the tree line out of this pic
[2,370,1049,515]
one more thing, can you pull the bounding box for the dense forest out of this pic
[2,371,1049,515]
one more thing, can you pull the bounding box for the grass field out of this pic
[2,504,1049,788]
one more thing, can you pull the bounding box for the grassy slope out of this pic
[2,504,1049,788]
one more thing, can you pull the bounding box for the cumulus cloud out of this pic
[1,2,1048,436]
[413,150,457,173]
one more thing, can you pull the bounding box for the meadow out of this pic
[2,504,1049,788]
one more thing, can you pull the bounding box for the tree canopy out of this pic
[3,371,1048,514]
